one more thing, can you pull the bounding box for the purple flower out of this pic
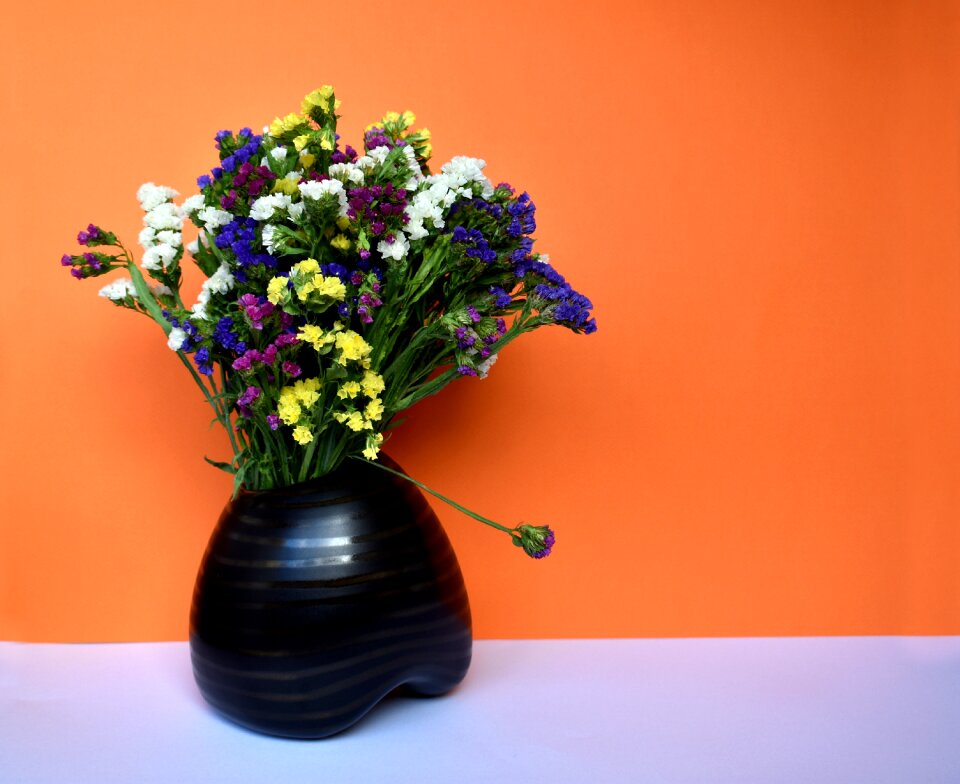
[466,305,481,323]
[457,365,478,376]
[274,333,299,348]
[489,286,512,308]
[231,354,253,371]
[61,254,74,266]
[514,524,555,559]
[266,413,280,431]
[236,385,261,417]
[282,361,301,378]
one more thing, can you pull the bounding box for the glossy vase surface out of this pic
[189,456,472,738]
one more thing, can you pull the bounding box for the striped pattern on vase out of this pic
[189,456,473,738]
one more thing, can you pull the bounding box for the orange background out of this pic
[1,1,958,642]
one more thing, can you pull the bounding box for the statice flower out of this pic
[167,327,187,351]
[137,183,179,212]
[62,84,597,560]
[98,277,137,301]
[513,524,556,559]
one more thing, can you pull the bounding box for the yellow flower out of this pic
[360,370,385,398]
[292,425,313,445]
[335,330,372,365]
[269,112,304,138]
[344,411,370,432]
[400,110,416,127]
[338,381,361,399]
[300,152,316,168]
[297,279,315,302]
[293,134,311,152]
[272,179,299,196]
[293,258,321,276]
[313,275,347,300]
[297,324,333,351]
[419,127,431,141]
[420,143,432,159]
[292,377,321,408]
[336,216,351,231]
[302,85,336,114]
[330,234,351,252]
[363,432,384,460]
[384,111,400,124]
[364,398,384,422]
[277,397,301,426]
[267,276,289,305]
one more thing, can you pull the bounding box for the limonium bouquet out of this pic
[61,86,596,559]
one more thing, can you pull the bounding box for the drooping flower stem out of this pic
[357,458,513,535]
[358,458,557,558]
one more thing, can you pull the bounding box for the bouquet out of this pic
[61,86,596,559]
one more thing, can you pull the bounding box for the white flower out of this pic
[477,353,499,379]
[191,263,235,320]
[138,226,157,249]
[152,283,173,297]
[262,224,276,253]
[98,277,137,301]
[298,179,347,217]
[180,194,205,216]
[156,230,182,247]
[288,202,305,221]
[328,162,364,185]
[144,203,183,231]
[377,233,409,262]
[367,146,390,166]
[137,182,179,212]
[354,155,375,172]
[438,156,494,199]
[270,146,288,161]
[141,247,162,271]
[196,207,232,233]
[401,145,423,184]
[206,262,235,294]
[404,191,446,240]
[141,242,178,271]
[249,193,293,221]
[186,239,199,255]
[167,327,187,351]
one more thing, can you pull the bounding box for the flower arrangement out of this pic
[61,86,595,559]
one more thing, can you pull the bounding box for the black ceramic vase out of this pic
[189,455,472,738]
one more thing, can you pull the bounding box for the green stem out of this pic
[358,458,516,536]
[218,365,242,460]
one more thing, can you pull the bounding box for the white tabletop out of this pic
[1,637,959,783]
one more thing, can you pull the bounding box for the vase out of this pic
[188,455,473,738]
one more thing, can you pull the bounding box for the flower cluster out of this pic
[62,86,597,558]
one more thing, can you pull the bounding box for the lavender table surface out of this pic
[2,637,959,783]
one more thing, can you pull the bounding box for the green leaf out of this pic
[204,455,236,474]
[128,265,171,335]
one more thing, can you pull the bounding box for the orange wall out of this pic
[1,1,958,642]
